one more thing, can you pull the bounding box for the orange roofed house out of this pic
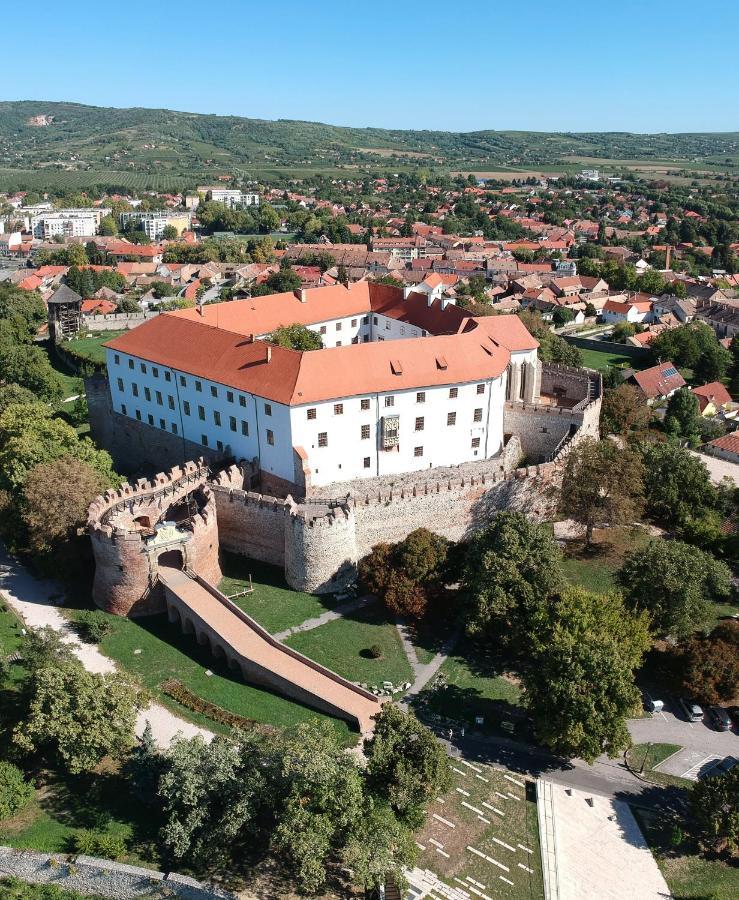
[98,281,601,495]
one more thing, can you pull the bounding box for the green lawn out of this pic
[634,807,739,900]
[414,640,524,736]
[43,346,82,403]
[63,331,125,365]
[560,526,651,595]
[578,347,649,372]
[219,553,337,635]
[625,743,692,788]
[285,604,412,689]
[75,608,356,745]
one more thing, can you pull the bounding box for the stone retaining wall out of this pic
[0,846,234,900]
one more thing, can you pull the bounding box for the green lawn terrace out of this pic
[410,759,543,900]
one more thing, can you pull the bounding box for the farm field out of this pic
[411,759,543,900]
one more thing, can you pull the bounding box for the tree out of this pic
[365,704,451,828]
[611,321,636,343]
[0,384,36,415]
[600,384,651,436]
[523,587,651,762]
[161,224,178,240]
[552,307,575,327]
[688,767,739,856]
[98,215,117,236]
[677,620,739,705]
[617,539,731,638]
[463,511,564,648]
[267,323,323,351]
[252,267,302,296]
[0,402,118,495]
[664,387,701,443]
[639,441,716,524]
[0,345,63,405]
[158,732,267,868]
[22,457,110,556]
[559,438,644,546]
[342,801,417,893]
[14,661,143,773]
[0,761,34,821]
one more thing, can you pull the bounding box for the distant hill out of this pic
[0,100,738,190]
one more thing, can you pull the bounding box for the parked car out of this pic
[708,706,732,731]
[726,706,739,728]
[679,697,704,722]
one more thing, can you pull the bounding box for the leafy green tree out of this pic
[14,661,143,773]
[98,215,117,235]
[688,767,739,855]
[560,438,645,546]
[664,387,701,443]
[0,402,118,494]
[611,321,636,343]
[617,539,731,638]
[0,284,48,338]
[0,761,34,821]
[267,323,323,351]
[0,346,63,405]
[552,307,575,327]
[17,626,76,676]
[638,441,716,524]
[342,801,417,894]
[523,587,651,762]
[464,511,564,647]
[365,704,451,828]
[0,384,36,415]
[161,224,178,240]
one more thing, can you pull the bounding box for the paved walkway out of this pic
[399,621,461,696]
[272,593,373,641]
[0,543,212,748]
[540,781,670,900]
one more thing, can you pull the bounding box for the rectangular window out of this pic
[171,422,178,434]
[336,340,342,347]
[351,318,357,327]
[116,377,123,391]
[229,416,236,432]
[195,380,202,392]
[363,456,371,468]
[471,437,480,448]
[211,385,218,398]
[334,403,343,415]
[152,367,159,378]
[216,440,224,452]
[179,375,186,387]
[318,432,328,447]
[352,336,358,344]
[120,403,127,416]
[128,359,134,369]
[264,403,272,416]
[155,391,163,406]
[307,408,316,420]
[361,424,370,439]
[183,401,191,416]
[474,408,483,422]
[385,321,391,330]
[416,391,425,403]
[373,315,378,325]
[159,418,166,429]
[144,387,151,401]
[363,335,369,342]
[201,434,208,446]
[477,383,485,394]
[213,410,221,426]
[414,446,423,457]
[415,417,424,431]
[385,396,394,407]
[449,387,458,399]
[362,316,369,325]
[140,363,147,374]
[165,371,171,382]
[135,409,141,421]
[320,325,327,335]
[114,354,120,365]
[168,395,175,410]
[267,429,275,446]
[361,398,370,410]
[241,420,248,436]
[239,395,246,407]
[335,321,342,332]
[400,326,405,335]
[447,411,456,426]
[198,405,205,420]
[147,413,154,426]
[227,391,234,403]
[132,383,139,397]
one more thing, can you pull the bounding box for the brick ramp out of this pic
[158,567,382,733]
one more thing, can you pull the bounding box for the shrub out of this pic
[0,761,34,821]
[367,644,383,659]
[71,829,126,860]
[73,610,113,643]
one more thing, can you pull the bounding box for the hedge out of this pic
[159,679,276,734]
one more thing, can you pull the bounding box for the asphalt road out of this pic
[629,699,739,757]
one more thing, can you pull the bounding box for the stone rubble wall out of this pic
[0,846,234,900]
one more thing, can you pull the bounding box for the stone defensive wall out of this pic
[88,460,222,616]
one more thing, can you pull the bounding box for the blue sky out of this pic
[8,1,738,133]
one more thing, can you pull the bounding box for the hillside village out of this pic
[1,116,739,900]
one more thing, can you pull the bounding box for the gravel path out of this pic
[272,593,373,641]
[0,543,213,748]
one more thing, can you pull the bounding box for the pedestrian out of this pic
[448,728,453,741]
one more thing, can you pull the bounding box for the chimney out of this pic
[295,288,308,303]
[265,346,272,363]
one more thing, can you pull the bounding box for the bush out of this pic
[0,761,34,821]
[73,610,113,643]
[71,829,126,860]
[366,644,383,659]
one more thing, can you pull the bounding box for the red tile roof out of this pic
[632,361,686,399]
[709,433,739,455]
[693,381,732,412]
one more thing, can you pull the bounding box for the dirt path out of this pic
[0,543,213,748]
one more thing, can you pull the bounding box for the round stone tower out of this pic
[284,499,358,594]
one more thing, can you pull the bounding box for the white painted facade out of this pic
[31,208,109,239]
